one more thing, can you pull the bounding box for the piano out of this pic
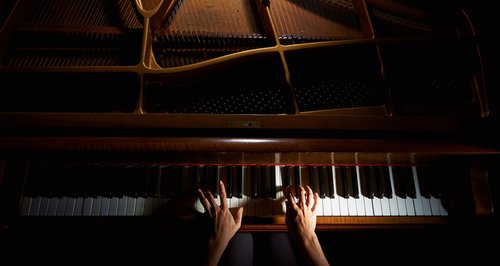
[0,0,498,264]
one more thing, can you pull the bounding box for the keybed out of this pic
[20,153,449,218]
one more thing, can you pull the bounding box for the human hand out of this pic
[284,185,329,266]
[284,185,318,242]
[198,180,243,266]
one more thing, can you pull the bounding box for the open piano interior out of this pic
[0,0,499,264]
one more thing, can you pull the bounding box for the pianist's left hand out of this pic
[198,180,243,266]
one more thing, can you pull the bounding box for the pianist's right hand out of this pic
[285,185,330,266]
[198,180,243,266]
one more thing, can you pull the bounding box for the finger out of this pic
[198,189,211,217]
[207,190,218,215]
[306,186,314,208]
[284,185,297,209]
[234,207,244,228]
[219,180,227,210]
[299,186,306,208]
[311,193,319,213]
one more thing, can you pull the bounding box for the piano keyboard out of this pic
[20,154,449,218]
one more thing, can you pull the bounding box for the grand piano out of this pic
[0,0,498,264]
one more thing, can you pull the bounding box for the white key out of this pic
[372,196,383,216]
[21,197,32,216]
[39,197,50,216]
[430,196,442,216]
[438,199,448,216]
[91,197,102,216]
[117,197,127,216]
[74,198,84,216]
[354,162,370,216]
[108,198,119,216]
[56,197,67,216]
[47,198,58,216]
[273,165,284,215]
[143,197,154,216]
[126,197,136,216]
[329,165,340,216]
[410,162,425,216]
[82,198,93,216]
[381,196,392,216]
[135,197,145,216]
[65,198,76,216]
[336,186,349,215]
[29,197,41,216]
[405,197,415,216]
[386,155,402,216]
[100,197,110,216]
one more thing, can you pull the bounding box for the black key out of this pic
[392,166,407,198]
[379,166,392,198]
[359,166,373,198]
[225,166,233,198]
[260,166,268,198]
[335,166,347,198]
[185,166,198,197]
[236,166,243,198]
[293,166,300,197]
[308,166,318,194]
[369,166,382,199]
[416,166,431,198]
[402,166,416,198]
[207,166,218,198]
[318,166,327,198]
[326,166,335,198]
[249,166,258,198]
[281,166,291,187]
[146,165,160,197]
[269,166,276,198]
[158,165,171,198]
[345,166,359,198]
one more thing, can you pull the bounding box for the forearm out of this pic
[204,238,228,266]
[295,233,329,266]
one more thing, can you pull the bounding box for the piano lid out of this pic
[0,0,496,136]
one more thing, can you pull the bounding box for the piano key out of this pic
[82,197,93,216]
[249,166,258,199]
[281,166,291,188]
[91,197,102,216]
[29,197,41,216]
[73,197,84,216]
[39,197,50,216]
[56,197,67,216]
[334,166,347,198]
[236,166,243,198]
[388,165,405,216]
[135,197,145,216]
[355,164,371,216]
[293,166,300,196]
[117,197,127,216]
[225,166,233,198]
[273,164,284,215]
[333,166,349,216]
[378,166,392,198]
[318,166,327,199]
[328,165,340,216]
[386,155,401,216]
[269,166,277,199]
[65,197,76,216]
[126,197,136,216]
[108,197,119,216]
[100,197,110,216]
[143,197,154,216]
[358,166,371,198]
[244,166,256,216]
[21,197,32,216]
[145,166,159,197]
